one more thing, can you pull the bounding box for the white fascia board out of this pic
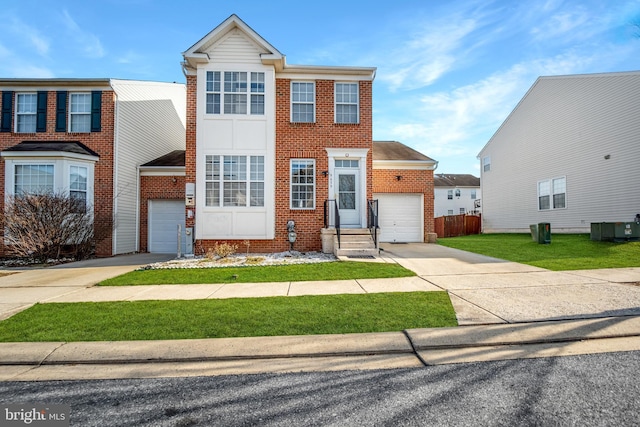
[140,167,186,176]
[0,151,99,162]
[278,64,376,81]
[373,160,438,170]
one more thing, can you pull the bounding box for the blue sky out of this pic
[2,0,639,175]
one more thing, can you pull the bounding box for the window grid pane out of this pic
[205,155,264,207]
[292,82,315,123]
[15,164,54,194]
[16,94,37,133]
[291,160,315,209]
[335,83,358,124]
[70,94,91,133]
[224,182,247,206]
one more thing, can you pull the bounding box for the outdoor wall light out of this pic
[395,175,402,181]
[322,171,328,176]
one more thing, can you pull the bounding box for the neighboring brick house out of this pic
[0,79,185,257]
[155,14,438,255]
[433,174,481,217]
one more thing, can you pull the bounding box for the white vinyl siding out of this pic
[110,80,186,255]
[479,72,640,233]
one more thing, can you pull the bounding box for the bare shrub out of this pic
[206,242,238,260]
[3,192,104,262]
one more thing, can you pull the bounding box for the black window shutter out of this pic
[1,91,13,133]
[36,91,47,132]
[91,91,102,132]
[56,91,67,132]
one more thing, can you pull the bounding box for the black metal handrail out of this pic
[323,199,341,248]
[367,199,379,249]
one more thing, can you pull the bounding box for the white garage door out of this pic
[374,193,423,243]
[149,200,186,253]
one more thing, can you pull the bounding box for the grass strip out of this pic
[99,261,415,286]
[438,233,640,270]
[0,292,456,342]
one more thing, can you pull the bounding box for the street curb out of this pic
[2,316,640,366]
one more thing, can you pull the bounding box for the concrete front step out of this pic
[334,230,378,257]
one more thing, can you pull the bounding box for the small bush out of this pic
[3,192,106,262]
[207,242,239,259]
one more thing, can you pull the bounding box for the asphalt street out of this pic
[1,350,639,426]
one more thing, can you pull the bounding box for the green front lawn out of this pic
[100,261,415,286]
[0,292,456,342]
[438,233,640,270]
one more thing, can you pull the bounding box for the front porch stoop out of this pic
[333,228,379,258]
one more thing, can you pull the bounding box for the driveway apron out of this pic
[380,243,640,325]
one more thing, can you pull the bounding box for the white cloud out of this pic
[3,15,50,56]
[378,18,479,91]
[61,10,106,58]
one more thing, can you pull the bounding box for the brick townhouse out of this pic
[1,15,438,258]
[0,79,185,257]
[169,14,438,255]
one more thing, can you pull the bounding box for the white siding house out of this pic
[111,80,186,254]
[434,174,480,217]
[478,71,640,233]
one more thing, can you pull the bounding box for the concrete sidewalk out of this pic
[3,316,640,381]
[2,244,640,380]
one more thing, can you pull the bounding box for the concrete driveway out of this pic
[0,253,173,320]
[380,243,640,325]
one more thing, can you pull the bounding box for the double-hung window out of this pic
[291,160,315,209]
[471,189,477,199]
[16,93,37,133]
[291,82,315,123]
[69,93,91,133]
[335,83,358,124]
[70,165,88,212]
[205,155,264,207]
[538,177,566,210]
[206,71,265,115]
[447,190,453,200]
[482,156,491,172]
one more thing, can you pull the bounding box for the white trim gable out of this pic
[182,14,284,75]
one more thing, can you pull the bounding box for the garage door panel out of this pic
[375,193,423,243]
[149,200,186,253]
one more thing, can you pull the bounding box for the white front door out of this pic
[337,170,360,227]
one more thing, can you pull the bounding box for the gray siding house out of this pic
[478,71,640,233]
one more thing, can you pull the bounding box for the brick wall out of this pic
[186,77,373,254]
[372,168,435,240]
[0,89,115,257]
[139,175,185,252]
